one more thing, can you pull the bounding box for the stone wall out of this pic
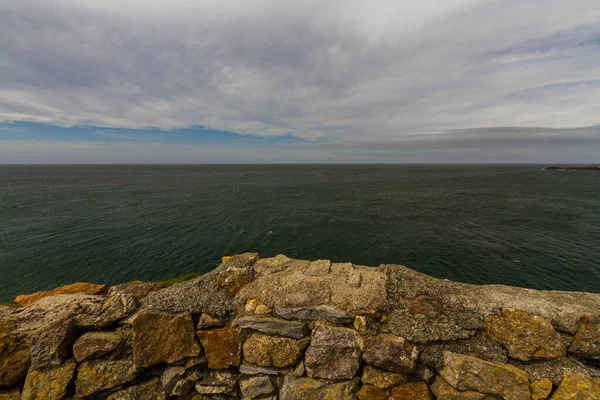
[1,252,600,399]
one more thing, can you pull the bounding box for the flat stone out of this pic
[274,305,352,324]
[569,314,600,358]
[239,376,275,399]
[243,333,309,368]
[75,359,137,398]
[194,385,233,395]
[362,333,418,373]
[358,384,388,400]
[73,331,123,362]
[440,352,530,400]
[30,318,79,369]
[510,357,589,386]
[531,378,553,400]
[245,299,272,315]
[430,376,493,400]
[305,322,362,380]
[389,382,432,400]
[483,309,565,361]
[237,316,308,339]
[108,281,164,299]
[551,372,600,399]
[361,365,408,389]
[107,378,166,400]
[0,327,30,386]
[198,370,237,387]
[14,282,108,306]
[197,313,224,330]
[240,363,281,375]
[304,259,331,276]
[197,327,242,369]
[161,366,186,394]
[0,388,20,400]
[21,361,76,400]
[132,310,200,367]
[280,376,359,400]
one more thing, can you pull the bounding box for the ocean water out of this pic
[0,164,599,302]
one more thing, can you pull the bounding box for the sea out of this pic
[0,164,599,302]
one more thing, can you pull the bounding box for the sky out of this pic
[1,0,599,163]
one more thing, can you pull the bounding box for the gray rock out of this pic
[237,316,308,339]
[107,378,166,400]
[197,313,225,330]
[73,331,123,363]
[305,322,362,380]
[304,260,331,276]
[274,305,352,324]
[280,376,359,400]
[509,357,591,386]
[161,366,185,394]
[362,333,418,373]
[240,363,281,376]
[30,318,78,369]
[239,376,275,399]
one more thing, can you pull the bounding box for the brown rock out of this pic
[108,281,164,299]
[550,372,600,399]
[358,384,388,400]
[30,318,79,370]
[237,316,308,339]
[0,327,31,386]
[75,359,137,398]
[214,252,258,296]
[197,313,224,330]
[430,376,494,400]
[304,260,331,276]
[161,366,185,394]
[389,382,431,400]
[361,366,407,390]
[354,316,367,332]
[107,378,166,400]
[14,282,108,306]
[280,376,359,400]
[531,378,553,400]
[0,388,20,400]
[73,331,123,362]
[362,333,418,373]
[483,309,565,361]
[239,376,275,399]
[569,314,600,358]
[245,299,272,315]
[243,333,309,368]
[21,361,76,400]
[510,357,589,386]
[305,322,362,380]
[198,327,242,369]
[132,310,200,367]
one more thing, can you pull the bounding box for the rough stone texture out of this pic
[361,365,408,389]
[243,333,309,368]
[21,361,76,400]
[550,372,600,399]
[132,310,200,367]
[354,315,367,332]
[440,352,530,400]
[239,363,281,375]
[483,309,565,361]
[30,318,79,369]
[161,366,186,394]
[237,316,308,339]
[245,299,272,315]
[197,313,224,330]
[358,384,388,400]
[0,327,31,386]
[239,376,275,399]
[198,328,242,369]
[430,376,494,400]
[304,259,332,276]
[75,359,137,398]
[531,378,553,400]
[363,333,418,373]
[108,281,164,299]
[389,382,432,400]
[280,376,359,400]
[14,282,108,306]
[569,314,600,359]
[107,378,166,400]
[305,322,362,380]
[0,388,20,400]
[73,331,123,362]
[274,305,352,324]
[510,357,590,386]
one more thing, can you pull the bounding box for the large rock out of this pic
[30,318,78,369]
[73,331,123,362]
[275,305,352,324]
[76,359,137,398]
[430,376,494,400]
[362,333,418,373]
[531,378,553,400]
[440,352,530,400]
[108,281,164,300]
[483,309,565,361]
[237,316,308,339]
[21,361,76,400]
[14,282,108,306]
[107,378,166,400]
[198,328,242,369]
[239,376,275,399]
[361,365,408,389]
[0,325,31,387]
[550,372,600,399]
[357,385,388,400]
[305,322,362,380]
[243,333,309,368]
[132,310,200,367]
[569,314,600,358]
[389,382,432,400]
[280,376,359,400]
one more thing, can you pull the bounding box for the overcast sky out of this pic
[1,0,599,163]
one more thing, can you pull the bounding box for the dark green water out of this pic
[1,165,599,302]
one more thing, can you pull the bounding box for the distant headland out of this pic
[544,165,600,171]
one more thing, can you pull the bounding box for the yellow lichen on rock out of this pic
[14,282,108,306]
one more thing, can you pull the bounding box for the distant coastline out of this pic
[544,165,600,171]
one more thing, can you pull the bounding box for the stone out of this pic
[275,305,352,324]
[75,359,137,398]
[280,376,359,400]
[240,363,281,375]
[531,378,553,400]
[304,259,331,276]
[0,328,31,386]
[107,378,166,400]
[132,310,200,367]
[239,376,275,399]
[390,382,432,400]
[184,356,207,369]
[73,331,123,362]
[14,282,108,306]
[245,299,272,315]
[30,318,79,369]
[361,365,408,389]
[430,376,493,400]
[0,388,20,400]
[347,269,362,288]
[76,293,138,328]
[440,352,530,400]
[550,372,600,399]
[198,327,242,369]
[362,333,418,373]
[194,385,233,395]
[21,361,76,400]
[483,309,565,361]
[161,366,186,394]
[358,384,388,400]
[569,314,600,358]
[197,313,224,330]
[354,315,367,332]
[108,281,164,299]
[194,371,238,395]
[291,360,305,378]
[510,357,589,386]
[305,322,362,380]
[237,316,308,339]
[243,333,310,368]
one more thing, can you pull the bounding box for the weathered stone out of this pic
[14,282,108,306]
[243,333,309,368]
[0,327,30,386]
[483,309,565,361]
[184,356,207,369]
[107,378,166,400]
[0,388,20,400]
[354,315,367,332]
[362,333,418,373]
[237,316,308,339]
[390,382,432,400]
[291,360,305,378]
[531,378,553,400]
[194,385,233,395]
[197,313,224,330]
[245,299,272,315]
[239,376,275,399]
[440,352,530,400]
[347,269,362,288]
[75,359,137,398]
[161,366,186,394]
[304,259,331,276]
[21,361,76,400]
[358,384,388,400]
[193,371,238,395]
[30,318,78,369]
[417,366,435,383]
[73,331,123,362]
[361,365,407,389]
[280,376,359,400]
[550,372,600,399]
[305,322,362,380]
[132,310,200,367]
[108,281,164,299]
[510,357,589,386]
[569,314,600,358]
[275,305,352,324]
[198,328,242,369]
[240,363,281,376]
[171,373,199,397]
[430,376,494,400]
[77,293,138,328]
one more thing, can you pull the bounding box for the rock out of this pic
[304,260,331,276]
[0,388,20,400]
[73,331,123,362]
[107,378,166,400]
[510,357,590,386]
[194,385,233,395]
[194,370,238,395]
[305,322,362,380]
[197,313,224,330]
[362,333,418,373]
[550,372,600,399]
[483,309,565,361]
[430,376,493,400]
[198,328,242,369]
[531,378,553,400]
[132,310,200,367]
[569,314,600,358]
[161,366,186,394]
[361,365,408,389]
[358,384,388,400]
[389,382,432,400]
[171,371,202,396]
[245,299,272,315]
[239,376,275,399]
[440,352,530,400]
[291,360,305,378]
[77,293,138,328]
[243,333,310,368]
[75,359,137,398]
[354,315,367,332]
[21,361,76,400]
[0,327,31,386]
[237,316,308,339]
[280,376,359,400]
[347,269,362,288]
[183,356,207,369]
[108,281,164,299]
[240,363,281,376]
[274,305,352,324]
[30,318,78,369]
[14,282,108,306]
